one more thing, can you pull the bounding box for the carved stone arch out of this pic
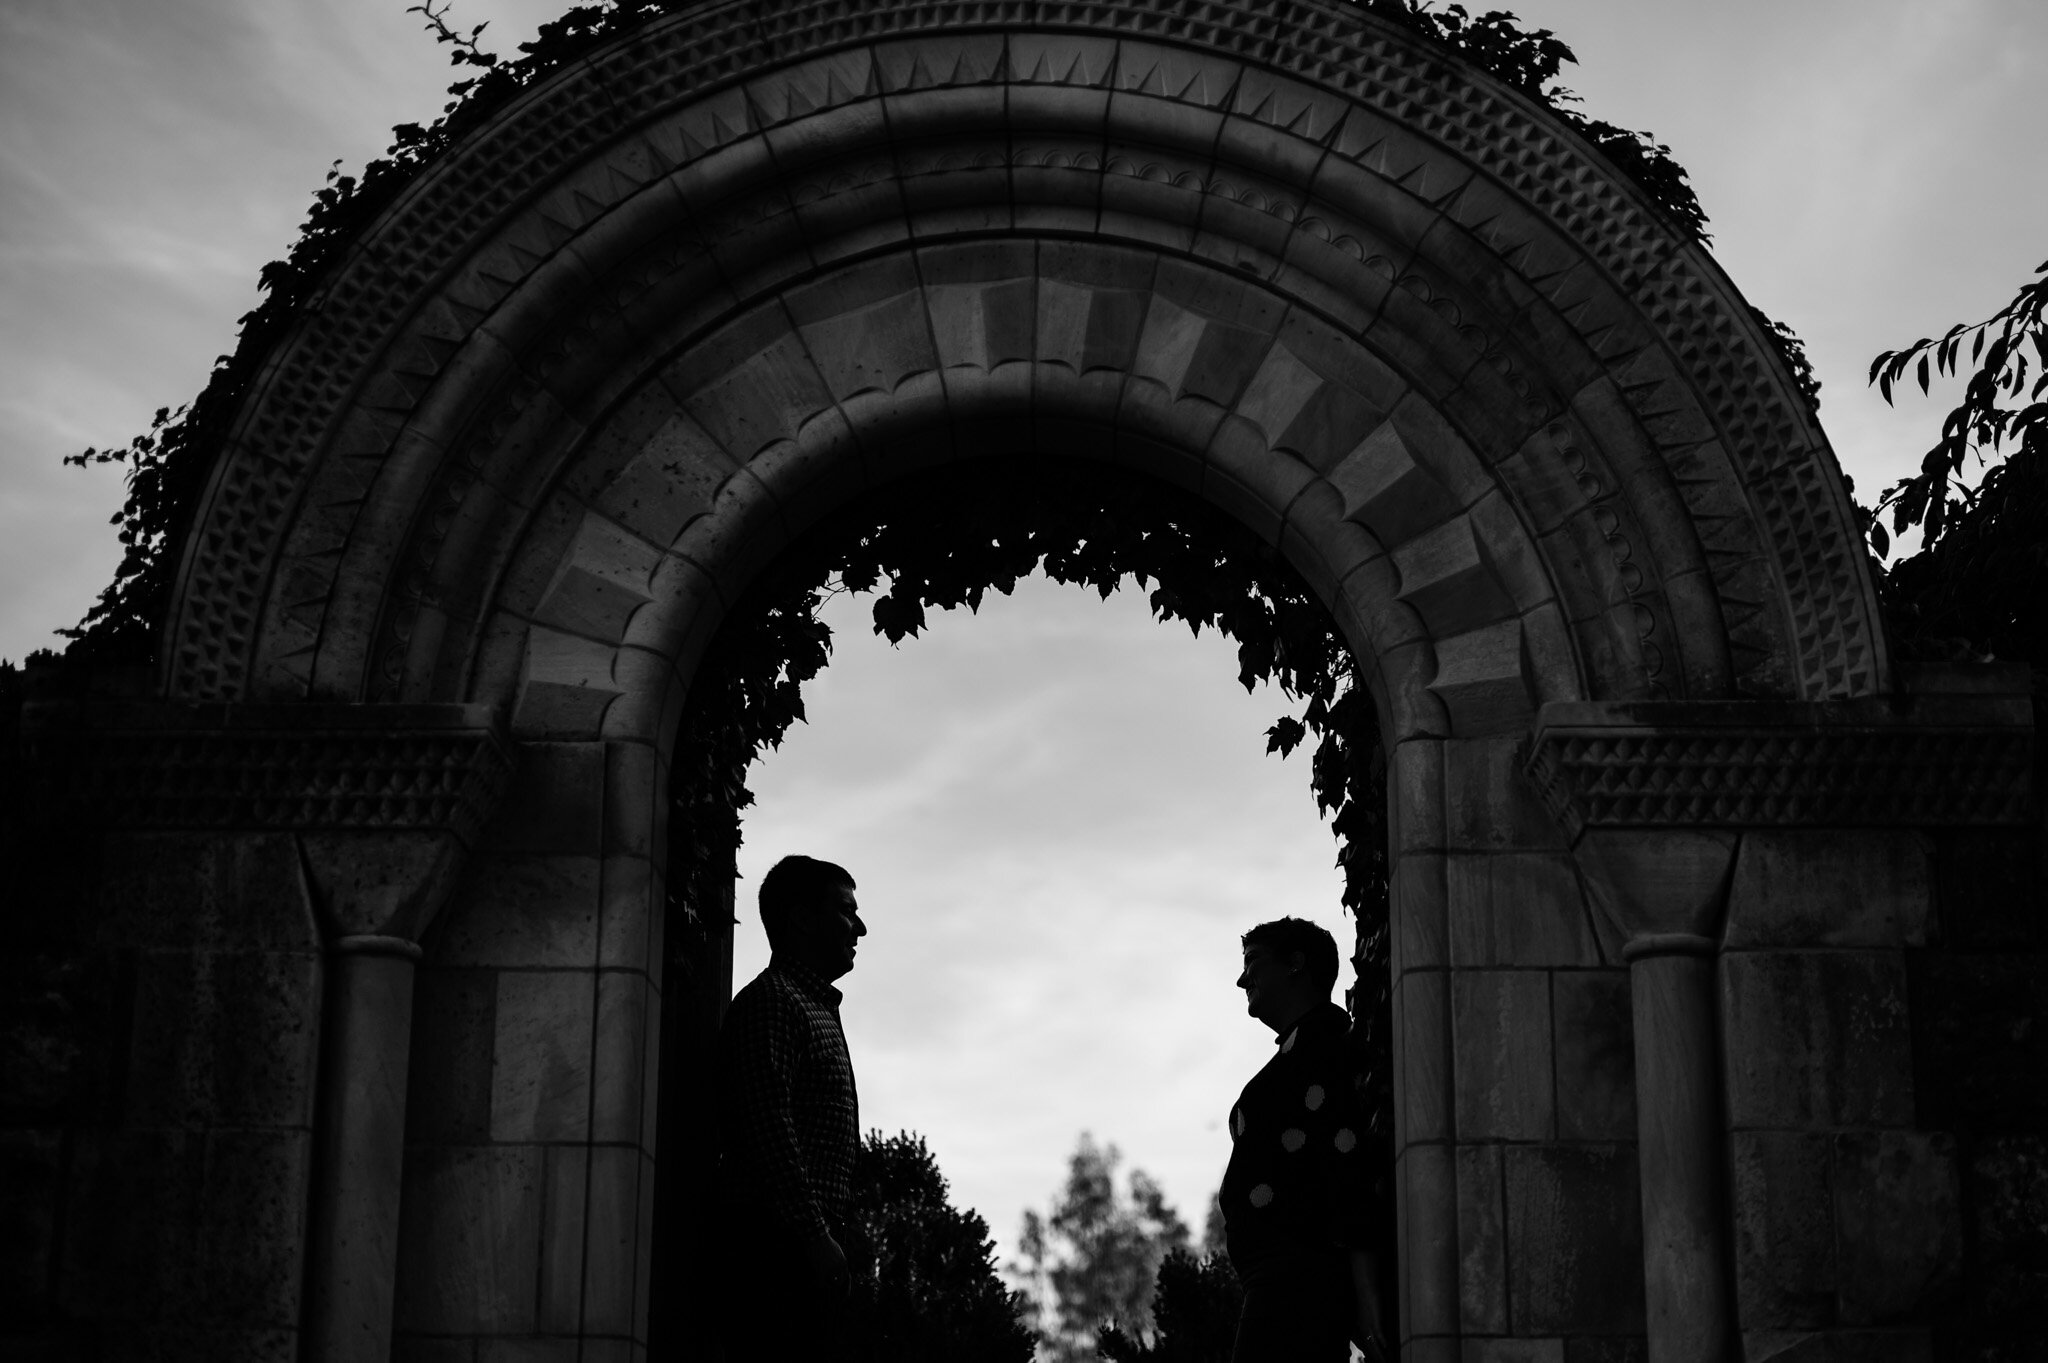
[163,0,1882,714]
[50,5,2021,1363]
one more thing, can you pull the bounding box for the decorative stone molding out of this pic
[1526,698,2034,840]
[165,0,1882,711]
[37,702,512,844]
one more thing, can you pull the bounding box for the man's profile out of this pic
[712,855,867,1359]
[1220,917,1388,1362]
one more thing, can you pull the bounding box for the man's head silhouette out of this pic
[760,855,864,981]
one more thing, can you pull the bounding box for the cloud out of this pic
[734,578,1352,1259]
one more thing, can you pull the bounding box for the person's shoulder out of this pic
[726,966,802,1019]
[1294,1003,1353,1059]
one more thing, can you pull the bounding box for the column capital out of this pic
[36,700,513,941]
[39,700,513,845]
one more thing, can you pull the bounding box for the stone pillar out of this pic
[297,825,483,1363]
[303,934,424,1363]
[1572,831,1739,1363]
[1622,933,1732,1362]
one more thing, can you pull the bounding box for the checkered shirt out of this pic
[714,957,860,1241]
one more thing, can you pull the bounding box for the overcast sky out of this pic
[4,0,2042,1271]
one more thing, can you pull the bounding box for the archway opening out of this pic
[647,458,1395,1350]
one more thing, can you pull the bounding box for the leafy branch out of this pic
[1866,260,2048,556]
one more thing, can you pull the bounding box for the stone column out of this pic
[303,934,424,1363]
[1621,932,1731,1362]
[298,826,479,1363]
[1573,831,1738,1363]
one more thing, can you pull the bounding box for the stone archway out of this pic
[24,3,2031,1362]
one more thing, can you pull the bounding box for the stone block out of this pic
[1932,828,2040,948]
[1391,740,1446,856]
[194,1129,312,1328]
[405,967,497,1144]
[1396,971,1452,1145]
[392,1145,543,1334]
[581,1146,649,1337]
[1551,971,1636,1142]
[531,513,662,644]
[1724,831,1932,949]
[1330,422,1461,546]
[580,412,735,550]
[790,289,938,404]
[490,971,595,1143]
[0,946,115,1117]
[1405,1340,1461,1363]
[598,645,687,751]
[92,833,317,952]
[1443,738,1564,852]
[1729,1130,1835,1327]
[1,1130,61,1320]
[1392,852,1448,976]
[1462,1341,1563,1363]
[1743,1330,1931,1363]
[393,1340,475,1363]
[1447,853,1597,968]
[1563,1341,1647,1363]
[1503,1144,1645,1334]
[126,948,320,1130]
[603,742,664,860]
[599,855,660,973]
[592,969,655,1146]
[675,315,831,462]
[1720,950,1913,1129]
[1456,1144,1507,1333]
[1832,1131,1961,1325]
[514,628,624,738]
[106,1325,299,1362]
[1430,620,1535,737]
[1394,520,1517,638]
[1399,1143,1459,1337]
[434,855,600,968]
[58,1129,201,1323]
[485,743,606,855]
[537,1145,589,1335]
[477,1342,579,1363]
[1910,952,2048,1127]
[1452,971,1553,1141]
[1970,1135,2048,1319]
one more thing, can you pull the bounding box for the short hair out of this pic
[1241,917,1340,996]
[759,855,855,944]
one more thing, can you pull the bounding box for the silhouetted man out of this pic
[713,855,867,1360]
[1221,917,1388,1363]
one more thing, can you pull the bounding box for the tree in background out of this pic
[1095,1249,1246,1363]
[1010,1134,1191,1361]
[1865,260,2048,683]
[837,1131,1036,1363]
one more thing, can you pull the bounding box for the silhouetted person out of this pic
[713,855,867,1360]
[1221,917,1388,1363]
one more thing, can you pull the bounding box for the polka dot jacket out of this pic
[1220,1001,1372,1273]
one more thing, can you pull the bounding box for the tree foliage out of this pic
[1010,1133,1192,1361]
[1864,260,2048,672]
[839,1130,1038,1362]
[1095,1249,1246,1363]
